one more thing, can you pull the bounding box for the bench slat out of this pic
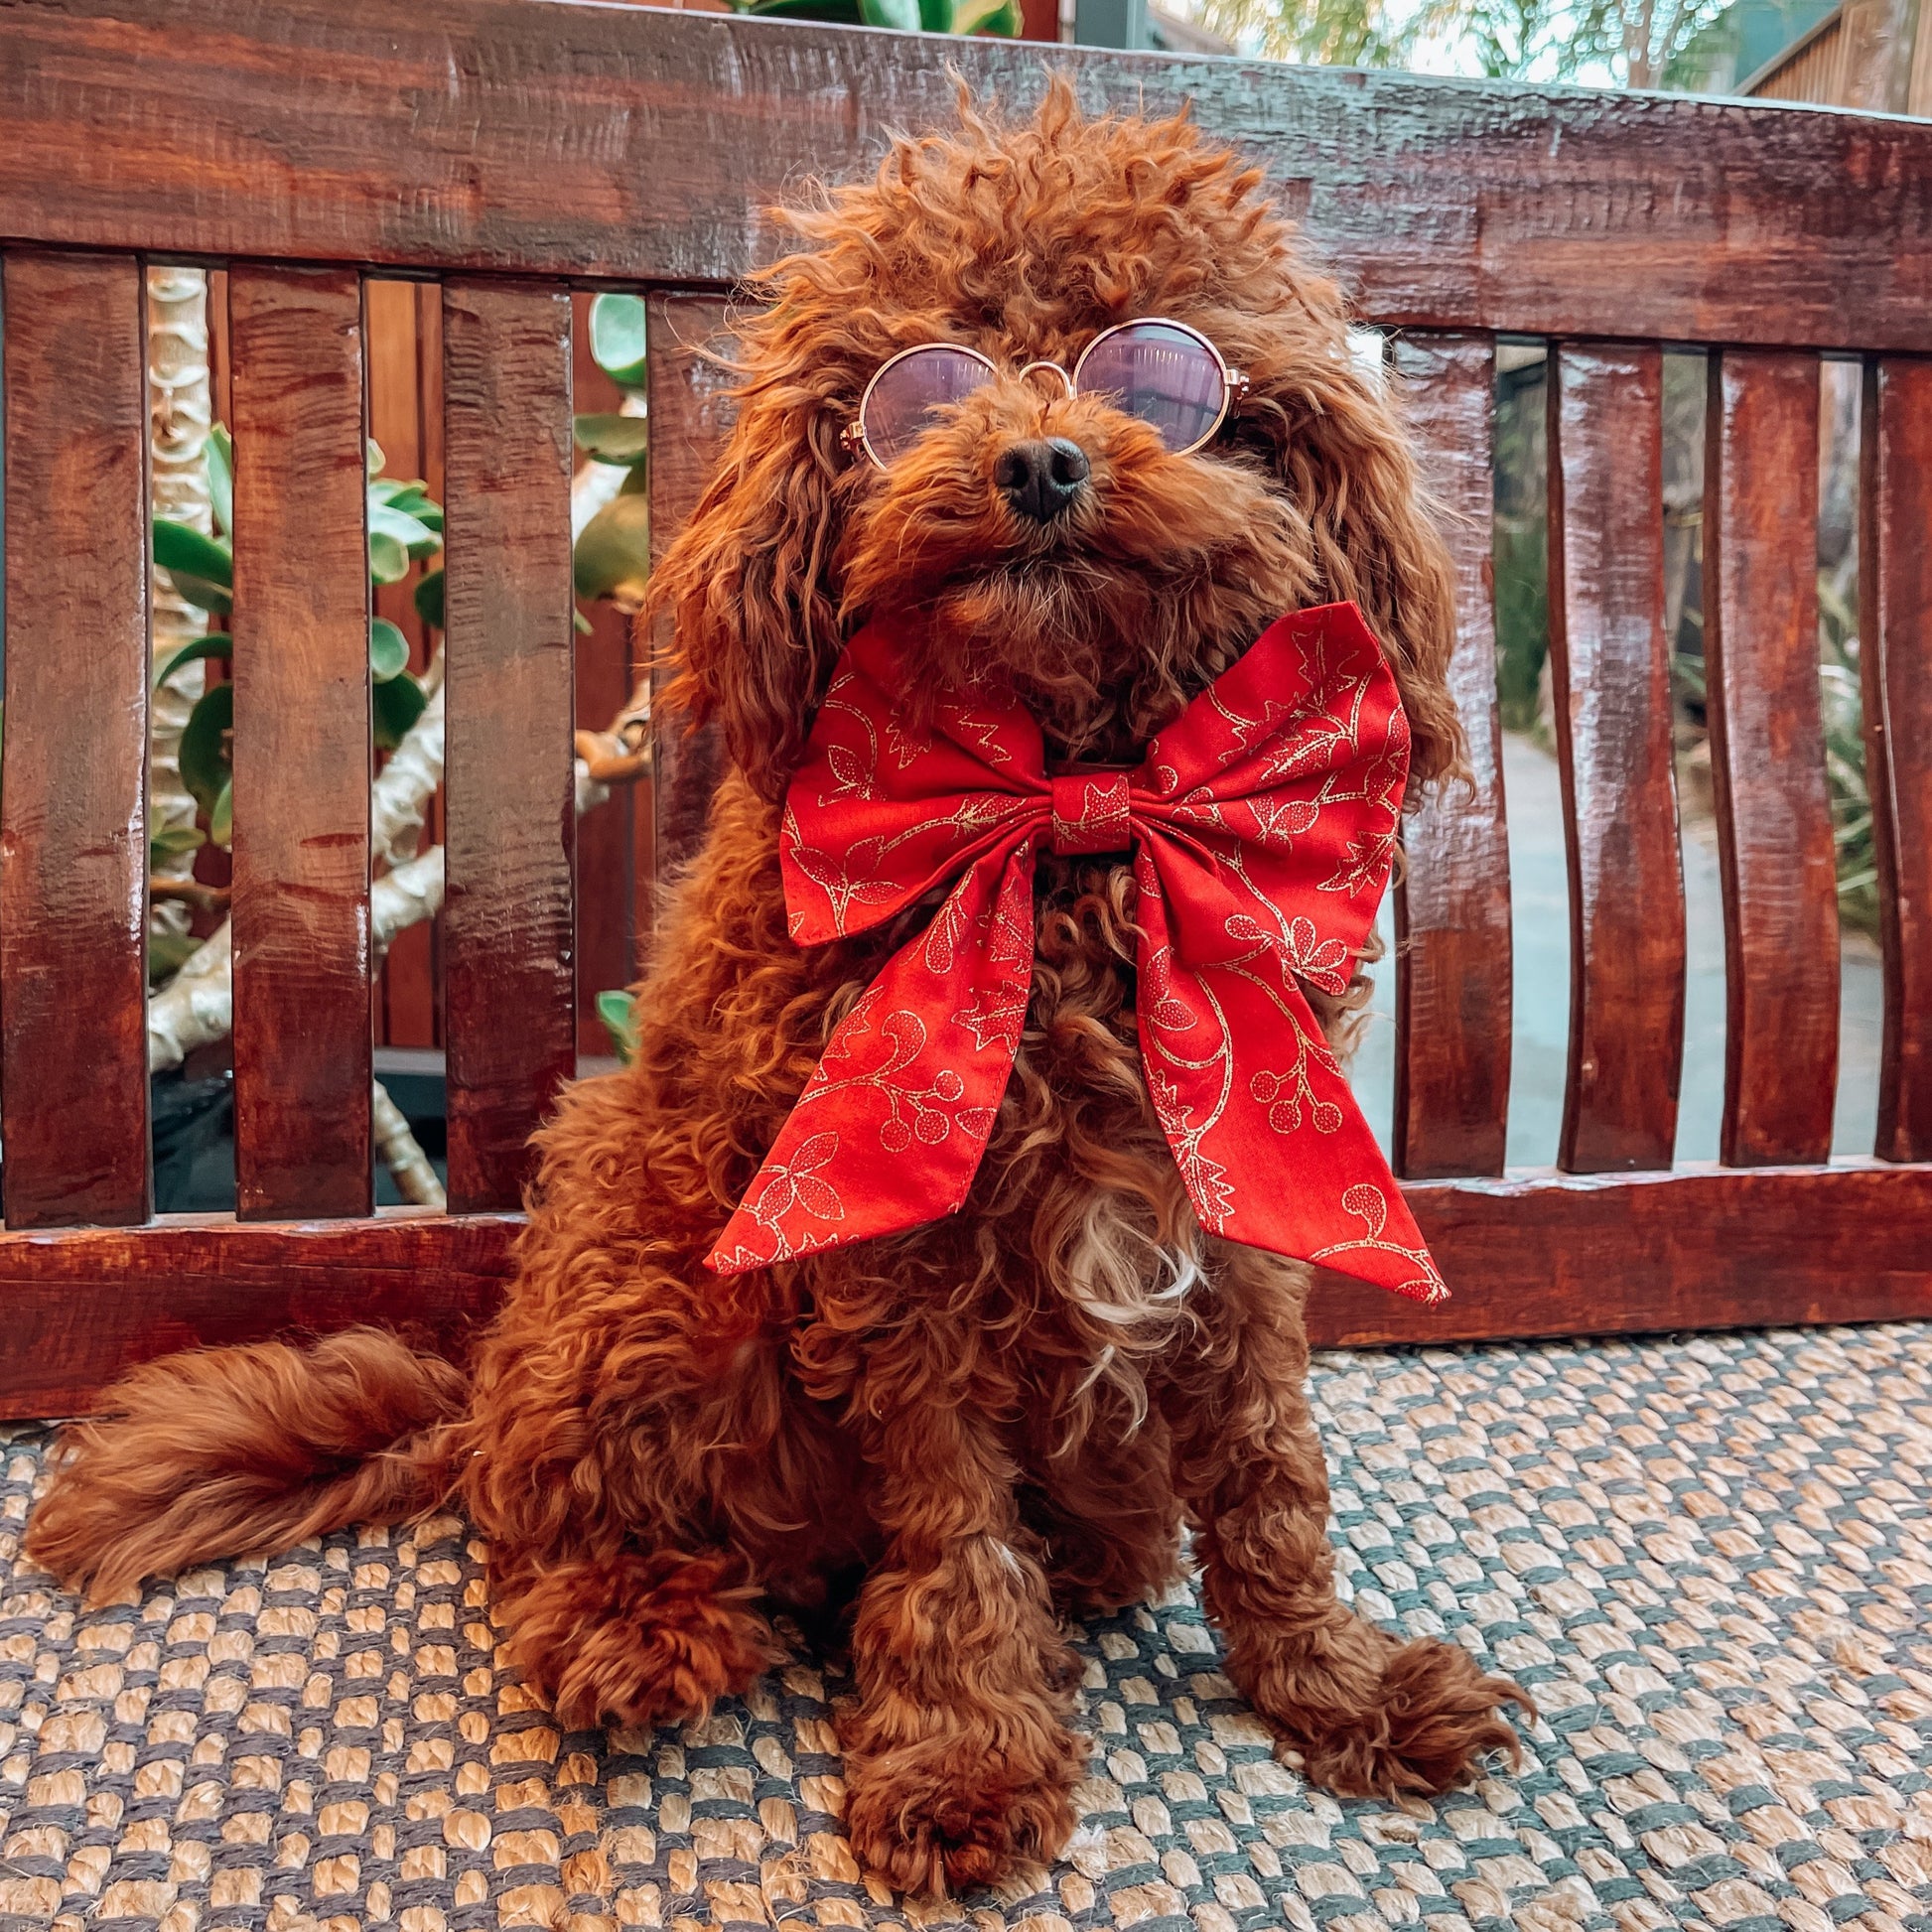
[442,279,577,1211]
[646,292,738,879]
[228,265,373,1218]
[0,250,154,1228]
[1704,351,1839,1167]
[1390,333,1511,1179]
[1861,359,1932,1163]
[1547,343,1687,1173]
[8,2,1932,354]
[4,1163,1931,1415]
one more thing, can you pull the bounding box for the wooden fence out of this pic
[1,0,1929,1414]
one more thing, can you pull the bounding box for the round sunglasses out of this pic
[841,318,1250,471]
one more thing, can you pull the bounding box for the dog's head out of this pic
[652,78,1463,800]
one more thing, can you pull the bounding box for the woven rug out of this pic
[4,1324,1932,1932]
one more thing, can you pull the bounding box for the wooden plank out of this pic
[1314,1160,1932,1346]
[1389,332,1510,1179]
[0,1211,518,1418]
[1703,350,1839,1167]
[441,279,577,1210]
[1546,344,1687,1173]
[4,2,1932,352]
[5,1164,1931,1415]
[1860,358,1932,1163]
[227,264,373,1218]
[647,291,737,876]
[0,250,153,1228]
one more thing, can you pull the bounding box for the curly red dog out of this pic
[29,81,1526,1893]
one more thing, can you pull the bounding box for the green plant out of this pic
[150,294,660,865]
[1819,579,1876,935]
[596,988,640,1064]
[723,0,1019,31]
[1493,514,1548,734]
[569,293,655,614]
[1183,0,1725,85]
[153,428,439,855]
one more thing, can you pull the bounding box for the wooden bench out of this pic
[2,0,1929,1416]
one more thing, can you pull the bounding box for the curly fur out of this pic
[28,81,1526,1894]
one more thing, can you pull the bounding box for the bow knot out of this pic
[1050,770,1133,856]
[706,602,1447,1306]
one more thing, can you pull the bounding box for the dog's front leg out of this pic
[1166,1243,1529,1796]
[839,1360,1085,1895]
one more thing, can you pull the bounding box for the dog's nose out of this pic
[994,438,1090,521]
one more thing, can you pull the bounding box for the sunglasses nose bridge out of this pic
[1016,359,1075,399]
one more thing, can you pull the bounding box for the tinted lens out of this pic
[1076,323,1227,453]
[860,345,994,464]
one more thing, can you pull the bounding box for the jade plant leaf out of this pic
[370,619,411,684]
[414,567,445,631]
[596,989,639,1064]
[573,492,652,608]
[372,669,428,752]
[589,293,647,390]
[573,413,650,468]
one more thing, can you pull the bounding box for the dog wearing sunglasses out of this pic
[29,81,1525,1894]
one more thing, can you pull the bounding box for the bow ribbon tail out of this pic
[707,842,1037,1275]
[1132,848,1447,1306]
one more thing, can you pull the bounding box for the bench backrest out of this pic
[2,0,1929,1413]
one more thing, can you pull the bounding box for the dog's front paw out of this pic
[844,1723,1084,1895]
[1245,1632,1531,1799]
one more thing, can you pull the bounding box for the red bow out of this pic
[707,602,1446,1305]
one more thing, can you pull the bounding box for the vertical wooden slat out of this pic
[1546,343,1687,1173]
[1389,332,1511,1179]
[1704,350,1839,1167]
[227,265,372,1218]
[646,292,738,878]
[1860,357,1932,1162]
[0,251,153,1227]
[442,279,576,1211]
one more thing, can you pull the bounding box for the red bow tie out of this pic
[707,601,1446,1305]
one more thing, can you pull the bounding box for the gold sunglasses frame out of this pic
[840,317,1250,471]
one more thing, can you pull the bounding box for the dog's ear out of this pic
[649,356,847,804]
[1240,331,1466,789]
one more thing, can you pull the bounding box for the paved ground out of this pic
[1356,733,1884,1167]
[6,1323,1932,1932]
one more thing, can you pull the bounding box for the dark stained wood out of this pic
[2,1,1931,1363]
[441,279,577,1210]
[647,291,738,877]
[0,1211,518,1418]
[1703,350,1839,1167]
[227,265,373,1218]
[5,1,1932,353]
[1311,1161,1932,1347]
[0,250,153,1228]
[1389,332,1510,1179]
[1859,358,1932,1163]
[6,1162,1931,1414]
[1546,343,1687,1173]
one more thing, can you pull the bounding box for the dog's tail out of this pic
[24,1327,467,1604]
